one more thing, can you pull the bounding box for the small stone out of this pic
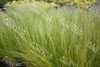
[0,58,11,67]
[15,60,26,67]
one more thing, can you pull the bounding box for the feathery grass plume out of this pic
[0,3,100,67]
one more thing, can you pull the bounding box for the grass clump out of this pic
[0,3,100,67]
[40,0,99,8]
[0,0,13,5]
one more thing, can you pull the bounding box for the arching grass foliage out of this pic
[0,3,100,67]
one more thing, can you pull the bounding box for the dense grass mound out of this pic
[0,0,13,5]
[0,3,100,67]
[40,0,99,8]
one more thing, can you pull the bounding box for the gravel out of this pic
[89,1,100,15]
[60,1,100,16]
